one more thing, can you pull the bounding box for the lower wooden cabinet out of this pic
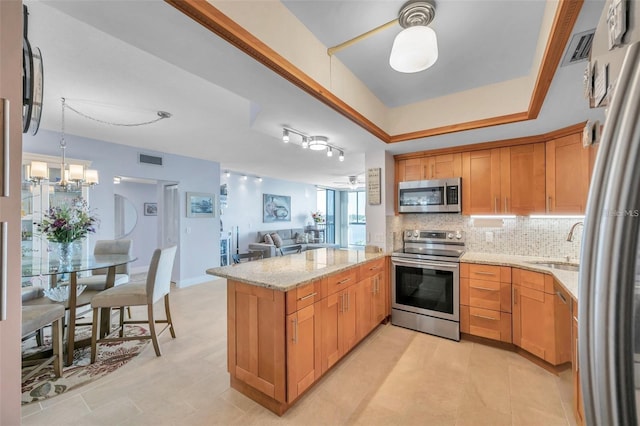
[460,263,512,343]
[512,269,571,366]
[286,303,321,402]
[228,258,390,414]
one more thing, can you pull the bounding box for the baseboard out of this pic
[176,274,222,288]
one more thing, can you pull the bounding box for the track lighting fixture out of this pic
[256,177,263,182]
[280,127,345,161]
[224,170,231,177]
[242,175,248,180]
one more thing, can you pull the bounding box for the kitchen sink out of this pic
[526,261,580,272]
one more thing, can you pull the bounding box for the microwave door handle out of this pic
[444,183,448,206]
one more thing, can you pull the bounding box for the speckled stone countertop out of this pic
[206,248,386,292]
[461,252,579,300]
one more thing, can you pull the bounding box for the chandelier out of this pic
[27,98,172,189]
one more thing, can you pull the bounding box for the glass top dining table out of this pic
[22,253,137,366]
[22,254,136,278]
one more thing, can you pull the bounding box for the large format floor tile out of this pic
[21,279,575,425]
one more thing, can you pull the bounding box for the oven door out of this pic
[391,257,459,322]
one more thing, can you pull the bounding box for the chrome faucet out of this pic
[566,221,584,242]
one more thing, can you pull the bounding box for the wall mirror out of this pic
[114,194,137,238]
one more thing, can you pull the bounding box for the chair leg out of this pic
[127,306,132,319]
[90,308,100,364]
[119,307,125,338]
[164,294,176,338]
[52,318,63,377]
[36,328,43,346]
[147,304,161,356]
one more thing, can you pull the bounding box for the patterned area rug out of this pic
[21,322,149,405]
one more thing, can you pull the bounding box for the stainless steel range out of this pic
[391,230,465,341]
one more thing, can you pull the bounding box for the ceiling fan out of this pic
[331,175,365,190]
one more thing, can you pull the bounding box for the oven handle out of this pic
[392,258,459,270]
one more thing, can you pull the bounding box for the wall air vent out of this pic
[561,29,595,67]
[138,153,163,166]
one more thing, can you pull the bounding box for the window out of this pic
[347,191,366,247]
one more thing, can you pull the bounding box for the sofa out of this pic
[248,228,339,258]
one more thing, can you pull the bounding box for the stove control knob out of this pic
[455,232,462,239]
[413,230,419,238]
[447,233,453,239]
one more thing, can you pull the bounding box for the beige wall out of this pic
[0,0,24,423]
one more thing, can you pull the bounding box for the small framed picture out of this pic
[144,202,158,216]
[187,192,215,218]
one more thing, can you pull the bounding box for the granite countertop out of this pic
[206,248,386,292]
[461,252,579,300]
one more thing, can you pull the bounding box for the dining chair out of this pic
[77,239,133,291]
[232,251,263,264]
[90,245,177,363]
[21,304,65,380]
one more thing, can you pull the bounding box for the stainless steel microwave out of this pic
[398,178,462,213]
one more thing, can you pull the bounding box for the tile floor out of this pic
[20,279,576,425]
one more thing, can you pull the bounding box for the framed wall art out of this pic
[263,193,291,222]
[186,192,215,218]
[144,202,158,216]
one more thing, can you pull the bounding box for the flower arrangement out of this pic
[311,211,325,223]
[35,198,99,243]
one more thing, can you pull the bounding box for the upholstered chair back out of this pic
[92,239,133,275]
[146,245,177,304]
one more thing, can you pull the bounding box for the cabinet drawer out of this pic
[513,268,545,292]
[359,258,385,279]
[326,268,358,297]
[469,307,512,343]
[286,280,322,314]
[468,279,500,311]
[467,264,505,282]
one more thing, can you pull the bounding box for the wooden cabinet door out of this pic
[341,286,358,353]
[321,292,342,373]
[372,273,387,325]
[429,153,462,179]
[228,281,286,402]
[356,278,373,342]
[553,284,572,365]
[512,284,554,362]
[286,303,322,402]
[501,143,546,215]
[462,149,501,215]
[546,133,590,213]
[403,158,423,181]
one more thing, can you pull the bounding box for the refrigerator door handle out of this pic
[580,42,640,426]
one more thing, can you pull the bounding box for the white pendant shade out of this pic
[68,164,85,181]
[30,161,48,179]
[389,26,438,73]
[84,169,99,185]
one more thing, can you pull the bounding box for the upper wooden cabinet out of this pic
[398,154,462,181]
[461,149,501,215]
[546,133,591,214]
[462,144,545,215]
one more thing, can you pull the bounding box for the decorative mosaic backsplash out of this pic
[386,214,584,260]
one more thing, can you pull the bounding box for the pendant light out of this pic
[389,1,438,73]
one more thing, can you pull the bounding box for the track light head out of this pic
[339,151,345,162]
[282,129,290,143]
[327,147,333,157]
[302,137,309,149]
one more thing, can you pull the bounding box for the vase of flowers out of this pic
[311,211,325,224]
[35,198,98,263]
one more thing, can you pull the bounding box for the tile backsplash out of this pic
[386,214,583,260]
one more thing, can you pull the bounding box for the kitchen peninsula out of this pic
[206,248,389,415]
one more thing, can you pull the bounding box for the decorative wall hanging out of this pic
[263,194,291,223]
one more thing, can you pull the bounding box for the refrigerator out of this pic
[581,0,640,424]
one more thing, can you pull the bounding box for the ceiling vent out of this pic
[561,29,595,66]
[138,153,163,166]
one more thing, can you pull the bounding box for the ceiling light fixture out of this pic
[256,177,263,182]
[280,127,345,161]
[328,0,438,74]
[225,170,231,178]
[242,175,248,180]
[282,129,290,143]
